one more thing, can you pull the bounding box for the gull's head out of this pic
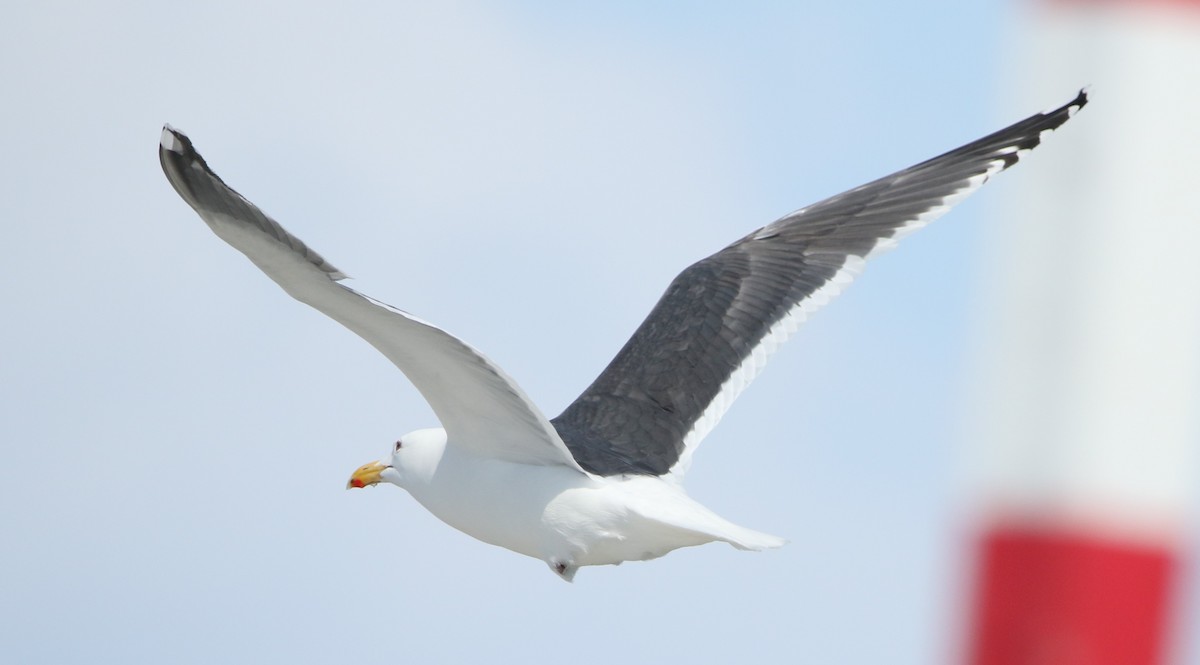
[346,427,447,490]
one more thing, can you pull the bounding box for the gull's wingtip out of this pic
[1069,87,1089,116]
[160,124,186,153]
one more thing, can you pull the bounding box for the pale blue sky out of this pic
[2,2,1194,664]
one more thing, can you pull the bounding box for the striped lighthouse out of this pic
[965,1,1200,664]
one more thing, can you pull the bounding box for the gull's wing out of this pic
[552,89,1088,478]
[159,126,588,474]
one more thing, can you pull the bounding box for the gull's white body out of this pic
[385,429,783,580]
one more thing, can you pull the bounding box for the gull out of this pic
[159,89,1086,581]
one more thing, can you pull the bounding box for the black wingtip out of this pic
[1069,87,1089,115]
[158,125,232,202]
[159,125,195,205]
[159,124,196,181]
[1041,87,1089,129]
[160,124,192,156]
[159,125,213,175]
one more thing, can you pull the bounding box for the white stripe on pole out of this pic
[970,0,1200,548]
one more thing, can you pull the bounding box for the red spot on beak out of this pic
[349,478,364,489]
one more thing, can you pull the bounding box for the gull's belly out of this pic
[401,450,732,570]
[404,451,597,560]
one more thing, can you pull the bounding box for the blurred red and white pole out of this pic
[965,1,1200,664]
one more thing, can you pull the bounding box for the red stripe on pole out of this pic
[968,525,1178,665]
[1043,0,1200,9]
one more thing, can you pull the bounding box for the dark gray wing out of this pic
[552,89,1088,477]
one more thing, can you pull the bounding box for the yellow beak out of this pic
[346,460,388,489]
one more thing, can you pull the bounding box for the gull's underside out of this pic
[160,89,1087,580]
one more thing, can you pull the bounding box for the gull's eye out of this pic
[394,440,403,452]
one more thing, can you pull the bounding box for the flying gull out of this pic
[159,89,1087,581]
